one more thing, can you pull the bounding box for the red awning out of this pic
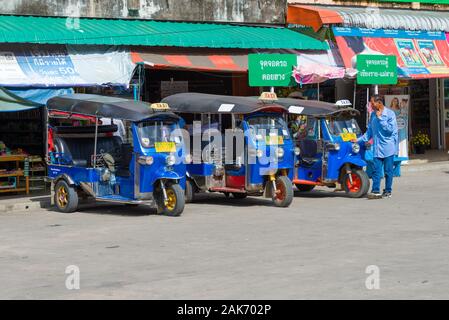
[131,48,247,73]
[287,5,343,32]
[130,47,346,83]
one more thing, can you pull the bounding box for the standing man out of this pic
[358,95,398,199]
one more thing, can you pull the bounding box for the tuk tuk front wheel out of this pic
[158,184,185,216]
[343,169,370,198]
[295,184,315,192]
[54,180,79,213]
[272,176,293,208]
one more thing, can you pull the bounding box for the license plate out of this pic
[265,136,284,145]
[155,142,176,153]
[340,132,357,142]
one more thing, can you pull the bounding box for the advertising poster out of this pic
[416,40,449,74]
[0,44,135,87]
[416,40,444,66]
[333,27,449,79]
[395,39,423,67]
[385,95,410,161]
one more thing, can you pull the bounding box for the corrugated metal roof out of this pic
[324,6,449,31]
[0,15,328,50]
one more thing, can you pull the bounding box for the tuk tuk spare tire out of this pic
[295,184,315,192]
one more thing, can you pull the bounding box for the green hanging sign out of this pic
[248,54,297,87]
[356,55,398,85]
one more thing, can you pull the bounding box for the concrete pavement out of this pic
[0,164,449,299]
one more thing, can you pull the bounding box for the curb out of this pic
[402,161,449,173]
[0,198,51,214]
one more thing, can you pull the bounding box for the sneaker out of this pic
[367,192,383,199]
[382,191,392,198]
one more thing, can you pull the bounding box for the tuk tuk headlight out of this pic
[256,149,264,158]
[352,143,360,154]
[294,147,301,156]
[166,154,176,166]
[276,147,284,158]
[138,156,154,165]
[185,153,192,164]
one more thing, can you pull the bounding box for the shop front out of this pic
[127,22,332,102]
[130,47,255,100]
[0,14,332,197]
[333,26,449,154]
[443,32,449,150]
[287,4,449,155]
[0,42,136,196]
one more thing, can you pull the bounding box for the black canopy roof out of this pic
[276,98,360,117]
[162,93,288,114]
[47,94,179,122]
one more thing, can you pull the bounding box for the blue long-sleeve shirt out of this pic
[359,107,398,158]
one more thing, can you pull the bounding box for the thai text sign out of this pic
[356,55,397,85]
[248,54,296,87]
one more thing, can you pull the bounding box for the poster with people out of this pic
[385,95,410,161]
[394,39,423,68]
[333,26,449,78]
[417,40,444,66]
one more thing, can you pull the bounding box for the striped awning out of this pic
[130,48,345,82]
[131,48,247,72]
[287,4,449,32]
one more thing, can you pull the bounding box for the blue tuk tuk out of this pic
[279,98,370,198]
[161,92,295,207]
[46,94,186,216]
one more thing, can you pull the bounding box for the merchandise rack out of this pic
[0,155,30,195]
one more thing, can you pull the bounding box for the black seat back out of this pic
[115,143,133,177]
[53,136,122,167]
[119,143,133,168]
[299,139,318,159]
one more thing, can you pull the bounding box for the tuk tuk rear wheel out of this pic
[158,184,185,216]
[273,176,293,208]
[232,192,247,199]
[343,168,370,198]
[54,180,78,213]
[185,179,195,203]
[295,184,315,192]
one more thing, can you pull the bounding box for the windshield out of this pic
[326,117,362,136]
[247,115,290,142]
[138,120,182,148]
[289,115,317,140]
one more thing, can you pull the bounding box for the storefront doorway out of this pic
[142,69,259,102]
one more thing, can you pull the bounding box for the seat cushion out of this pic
[300,158,319,167]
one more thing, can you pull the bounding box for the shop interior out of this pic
[0,93,46,195]
[141,68,259,102]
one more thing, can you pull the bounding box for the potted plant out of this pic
[411,131,430,154]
